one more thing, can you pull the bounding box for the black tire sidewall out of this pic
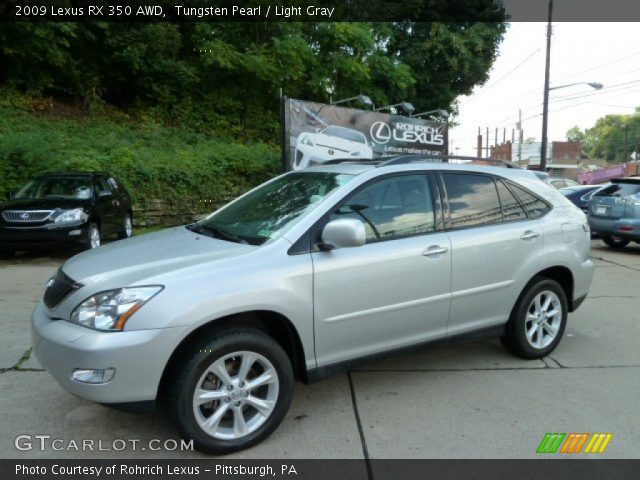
[507,278,568,359]
[603,235,630,249]
[171,330,294,455]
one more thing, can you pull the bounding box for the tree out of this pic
[0,20,506,141]
[566,110,640,161]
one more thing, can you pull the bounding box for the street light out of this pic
[412,108,450,119]
[540,81,603,170]
[374,102,415,115]
[330,94,373,109]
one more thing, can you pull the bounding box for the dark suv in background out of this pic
[0,173,133,258]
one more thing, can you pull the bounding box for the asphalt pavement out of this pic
[1,240,638,459]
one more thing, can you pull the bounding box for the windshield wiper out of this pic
[187,223,244,244]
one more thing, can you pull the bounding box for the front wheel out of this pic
[602,235,630,250]
[501,277,568,359]
[166,329,294,455]
[84,223,101,250]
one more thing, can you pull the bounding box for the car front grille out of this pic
[2,210,53,223]
[43,269,82,309]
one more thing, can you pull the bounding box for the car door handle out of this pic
[422,245,449,257]
[520,230,540,240]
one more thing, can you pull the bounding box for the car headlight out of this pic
[54,208,89,224]
[350,150,363,157]
[70,286,163,331]
[300,136,314,146]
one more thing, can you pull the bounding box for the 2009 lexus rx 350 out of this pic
[32,157,594,454]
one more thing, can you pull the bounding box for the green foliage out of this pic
[566,108,640,161]
[0,105,280,224]
[0,21,505,139]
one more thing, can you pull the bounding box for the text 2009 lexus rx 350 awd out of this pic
[32,157,594,454]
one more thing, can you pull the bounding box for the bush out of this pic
[0,104,281,225]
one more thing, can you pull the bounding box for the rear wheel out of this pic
[118,214,133,239]
[166,329,294,455]
[501,277,568,359]
[602,235,630,249]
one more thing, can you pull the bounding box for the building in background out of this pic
[490,140,581,178]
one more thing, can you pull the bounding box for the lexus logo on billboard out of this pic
[370,121,445,146]
[370,122,392,144]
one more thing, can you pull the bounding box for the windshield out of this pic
[192,172,355,246]
[323,126,366,144]
[14,177,93,200]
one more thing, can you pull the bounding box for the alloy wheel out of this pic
[192,351,279,440]
[525,290,562,349]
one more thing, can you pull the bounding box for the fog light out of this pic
[72,368,116,384]
[68,229,82,236]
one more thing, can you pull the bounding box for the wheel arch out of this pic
[158,310,308,401]
[528,265,575,311]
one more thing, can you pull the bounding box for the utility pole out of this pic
[486,127,489,158]
[624,125,628,162]
[477,127,483,159]
[540,0,553,171]
[516,109,523,166]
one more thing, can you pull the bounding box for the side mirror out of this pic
[319,218,366,250]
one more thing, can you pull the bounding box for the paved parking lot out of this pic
[1,241,639,459]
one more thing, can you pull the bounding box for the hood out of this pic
[62,226,258,285]
[1,197,91,211]
[313,133,367,153]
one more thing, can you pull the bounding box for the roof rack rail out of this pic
[377,154,522,169]
[311,155,522,169]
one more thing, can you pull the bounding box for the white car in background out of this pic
[293,125,373,170]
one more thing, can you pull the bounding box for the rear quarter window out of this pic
[506,181,551,219]
[594,183,640,197]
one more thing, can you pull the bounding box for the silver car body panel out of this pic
[32,162,594,404]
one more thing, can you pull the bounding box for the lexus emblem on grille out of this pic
[20,212,30,220]
[328,149,335,155]
[45,278,56,290]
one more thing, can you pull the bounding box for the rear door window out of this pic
[495,180,528,222]
[442,173,502,229]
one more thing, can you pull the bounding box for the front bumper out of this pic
[31,301,188,404]
[588,216,640,241]
[0,222,89,249]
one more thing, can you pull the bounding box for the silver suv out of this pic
[588,177,640,249]
[32,157,594,454]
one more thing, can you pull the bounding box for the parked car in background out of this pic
[32,156,593,454]
[588,177,640,249]
[293,125,373,170]
[549,176,580,189]
[560,184,603,212]
[0,173,133,258]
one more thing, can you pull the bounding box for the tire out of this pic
[118,213,133,240]
[165,329,294,455]
[501,277,568,359]
[602,235,630,250]
[84,223,101,250]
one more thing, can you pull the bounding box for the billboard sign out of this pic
[283,98,448,171]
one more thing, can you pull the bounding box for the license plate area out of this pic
[596,206,607,215]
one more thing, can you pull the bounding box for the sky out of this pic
[450,22,640,156]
